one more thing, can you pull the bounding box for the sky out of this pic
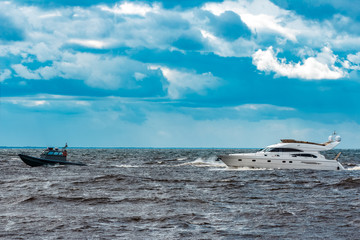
[1,0,360,148]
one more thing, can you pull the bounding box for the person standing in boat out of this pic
[62,143,68,158]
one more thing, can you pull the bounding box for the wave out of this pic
[333,177,360,189]
[221,166,270,171]
[16,195,114,205]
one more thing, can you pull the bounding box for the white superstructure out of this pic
[218,133,344,170]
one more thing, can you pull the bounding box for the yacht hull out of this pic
[218,154,344,170]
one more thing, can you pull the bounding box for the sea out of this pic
[1,148,360,240]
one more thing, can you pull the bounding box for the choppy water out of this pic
[1,148,360,239]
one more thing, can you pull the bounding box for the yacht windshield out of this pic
[263,148,272,152]
[264,147,303,152]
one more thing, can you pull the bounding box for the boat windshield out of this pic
[263,147,303,152]
[263,147,271,152]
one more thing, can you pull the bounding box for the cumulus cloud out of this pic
[150,65,221,99]
[347,52,360,64]
[203,0,299,41]
[343,52,360,70]
[252,46,347,80]
[64,53,160,89]
[33,52,161,89]
[0,69,12,82]
[11,64,41,79]
[0,1,359,101]
[8,49,164,90]
[0,0,255,60]
[202,0,352,50]
[200,29,256,57]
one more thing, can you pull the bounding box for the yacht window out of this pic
[53,152,59,155]
[267,160,271,162]
[282,161,286,163]
[48,152,54,155]
[269,148,279,152]
[291,154,317,158]
[252,160,256,162]
[284,148,302,152]
[270,148,302,152]
[58,152,63,156]
[289,161,293,163]
[238,159,242,161]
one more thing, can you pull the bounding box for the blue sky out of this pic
[1,0,360,148]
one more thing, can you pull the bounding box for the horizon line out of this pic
[0,146,357,150]
[0,146,258,149]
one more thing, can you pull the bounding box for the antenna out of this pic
[334,152,341,161]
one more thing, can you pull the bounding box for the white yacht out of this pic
[218,133,345,170]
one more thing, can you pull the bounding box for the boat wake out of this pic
[346,165,360,171]
[219,166,270,171]
[178,156,226,167]
[111,164,140,168]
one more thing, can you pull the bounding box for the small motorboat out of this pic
[18,144,86,167]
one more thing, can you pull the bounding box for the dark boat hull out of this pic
[18,154,86,167]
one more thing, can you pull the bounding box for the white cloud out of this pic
[0,69,12,82]
[9,51,158,89]
[68,39,111,49]
[203,0,299,42]
[202,0,354,51]
[200,29,257,57]
[347,52,360,64]
[2,95,93,108]
[134,72,147,81]
[200,29,232,56]
[11,64,41,79]
[39,11,62,19]
[99,2,160,17]
[8,99,49,107]
[150,65,220,99]
[49,52,154,89]
[37,66,58,80]
[0,0,359,87]
[252,46,347,80]
[235,104,295,111]
[28,42,61,62]
[343,52,360,71]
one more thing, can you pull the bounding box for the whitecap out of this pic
[222,166,271,171]
[178,156,227,167]
[346,166,360,171]
[112,164,139,168]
